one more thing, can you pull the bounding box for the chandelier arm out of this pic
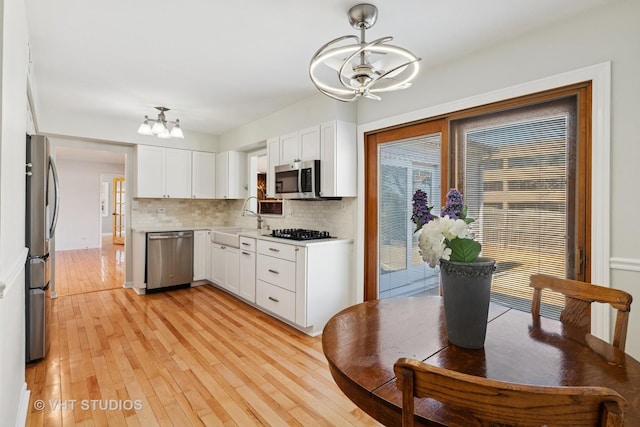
[365,57,421,92]
[318,86,359,102]
[337,36,395,89]
[310,35,360,62]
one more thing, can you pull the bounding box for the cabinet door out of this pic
[193,231,208,281]
[279,131,299,164]
[211,244,226,285]
[266,137,280,198]
[165,148,192,198]
[320,120,356,197]
[192,151,216,199]
[215,152,229,198]
[226,151,247,199]
[136,145,165,198]
[299,125,320,161]
[225,246,240,295]
[239,248,256,302]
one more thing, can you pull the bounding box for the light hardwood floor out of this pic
[54,236,125,296]
[25,242,379,426]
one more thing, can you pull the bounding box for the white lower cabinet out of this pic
[256,280,296,322]
[193,230,209,281]
[206,232,352,335]
[238,237,256,302]
[210,243,239,295]
[255,238,352,335]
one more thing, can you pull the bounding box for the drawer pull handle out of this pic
[268,296,280,303]
[268,248,280,252]
[242,251,250,255]
[268,269,279,274]
[242,242,251,246]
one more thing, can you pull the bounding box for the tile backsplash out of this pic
[131,198,356,239]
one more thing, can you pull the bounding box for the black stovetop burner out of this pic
[270,228,332,241]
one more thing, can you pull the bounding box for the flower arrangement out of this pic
[412,188,482,268]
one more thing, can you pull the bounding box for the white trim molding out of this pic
[356,62,612,339]
[16,383,31,427]
[610,257,640,272]
[0,248,29,299]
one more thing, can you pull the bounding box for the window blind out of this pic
[451,97,578,317]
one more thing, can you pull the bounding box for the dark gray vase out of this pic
[440,257,496,349]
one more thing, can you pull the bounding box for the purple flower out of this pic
[441,188,465,220]
[411,189,435,232]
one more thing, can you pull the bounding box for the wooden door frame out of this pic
[364,84,591,301]
[364,120,448,301]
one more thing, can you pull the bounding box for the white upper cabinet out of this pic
[279,125,320,165]
[165,148,192,198]
[216,151,247,199]
[191,151,216,199]
[266,137,280,199]
[320,120,357,198]
[279,131,299,164]
[265,121,356,199]
[136,145,164,198]
[136,145,192,198]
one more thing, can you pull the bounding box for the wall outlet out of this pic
[132,200,139,210]
[157,207,166,213]
[286,209,294,218]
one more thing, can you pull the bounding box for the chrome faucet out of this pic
[241,196,264,229]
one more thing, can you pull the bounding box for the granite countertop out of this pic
[131,225,219,233]
[131,225,352,246]
[236,230,352,246]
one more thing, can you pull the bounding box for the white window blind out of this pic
[451,96,578,317]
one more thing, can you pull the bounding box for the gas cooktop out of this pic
[270,228,332,241]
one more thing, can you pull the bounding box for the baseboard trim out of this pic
[16,383,30,427]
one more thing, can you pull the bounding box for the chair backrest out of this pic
[529,274,632,351]
[394,357,626,427]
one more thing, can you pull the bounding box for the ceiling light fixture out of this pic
[309,3,421,102]
[137,107,184,139]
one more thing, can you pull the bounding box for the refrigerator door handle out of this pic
[28,253,50,263]
[48,156,60,238]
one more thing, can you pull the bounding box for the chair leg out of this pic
[400,368,415,427]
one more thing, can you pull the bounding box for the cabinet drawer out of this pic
[239,237,256,252]
[257,255,295,292]
[256,280,295,322]
[257,240,297,261]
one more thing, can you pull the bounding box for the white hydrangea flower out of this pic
[418,216,473,268]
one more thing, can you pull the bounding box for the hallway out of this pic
[53,236,125,296]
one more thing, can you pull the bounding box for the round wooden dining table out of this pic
[322,296,640,426]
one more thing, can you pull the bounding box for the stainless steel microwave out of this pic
[274,160,321,199]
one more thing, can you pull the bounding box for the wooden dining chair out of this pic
[394,357,626,426]
[529,274,633,351]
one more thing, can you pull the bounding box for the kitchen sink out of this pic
[211,228,255,248]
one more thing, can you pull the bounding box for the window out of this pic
[450,94,588,316]
[365,83,590,318]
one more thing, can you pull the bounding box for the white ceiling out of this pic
[25,0,618,141]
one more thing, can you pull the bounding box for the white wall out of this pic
[217,94,356,152]
[0,0,31,425]
[55,159,125,250]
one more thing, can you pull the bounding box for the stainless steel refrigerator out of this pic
[25,134,60,363]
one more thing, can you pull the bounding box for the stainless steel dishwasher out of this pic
[146,231,194,291]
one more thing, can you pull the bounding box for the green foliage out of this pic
[448,238,482,263]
